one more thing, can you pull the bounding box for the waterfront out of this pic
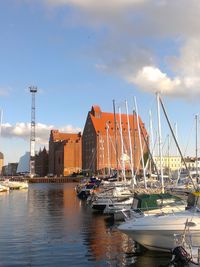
[0,183,172,267]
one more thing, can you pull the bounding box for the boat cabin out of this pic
[132,193,185,213]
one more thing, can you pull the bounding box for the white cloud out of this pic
[0,87,11,96]
[36,0,200,98]
[129,66,181,94]
[44,0,146,9]
[1,122,82,146]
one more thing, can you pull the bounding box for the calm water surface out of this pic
[0,183,172,266]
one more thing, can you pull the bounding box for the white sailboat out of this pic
[118,94,200,253]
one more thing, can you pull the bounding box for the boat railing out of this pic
[172,219,200,265]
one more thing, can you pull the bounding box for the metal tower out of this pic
[29,86,37,177]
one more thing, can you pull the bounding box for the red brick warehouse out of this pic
[82,105,148,176]
[48,130,82,176]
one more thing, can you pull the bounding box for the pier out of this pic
[28,176,81,183]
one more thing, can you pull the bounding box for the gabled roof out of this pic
[89,105,147,136]
[50,130,81,142]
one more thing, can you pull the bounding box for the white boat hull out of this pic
[122,229,200,251]
[118,211,200,252]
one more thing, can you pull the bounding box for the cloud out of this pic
[44,0,145,10]
[1,122,82,146]
[38,0,200,98]
[0,86,11,96]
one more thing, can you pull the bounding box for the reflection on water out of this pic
[0,183,171,266]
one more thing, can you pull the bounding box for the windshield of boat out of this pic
[156,198,185,207]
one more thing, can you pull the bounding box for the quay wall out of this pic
[28,177,81,183]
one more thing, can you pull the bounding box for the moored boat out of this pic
[118,191,200,252]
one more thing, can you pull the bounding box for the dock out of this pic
[28,176,81,183]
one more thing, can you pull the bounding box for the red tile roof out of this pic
[89,105,147,136]
[50,130,81,142]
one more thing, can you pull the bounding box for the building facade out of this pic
[154,156,182,173]
[35,147,49,177]
[184,157,200,171]
[82,105,148,175]
[49,130,82,176]
[2,163,18,176]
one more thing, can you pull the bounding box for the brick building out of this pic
[82,105,148,175]
[35,147,49,177]
[2,162,18,176]
[49,130,82,176]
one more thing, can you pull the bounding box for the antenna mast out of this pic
[29,86,37,177]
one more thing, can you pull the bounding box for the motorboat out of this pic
[90,186,133,211]
[114,192,186,221]
[75,177,101,199]
[118,192,200,252]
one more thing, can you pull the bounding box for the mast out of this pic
[119,106,126,182]
[174,122,180,181]
[159,95,196,190]
[125,100,135,185]
[29,86,37,178]
[167,134,170,178]
[195,114,199,180]
[149,110,154,175]
[106,122,111,176]
[156,92,164,193]
[134,96,147,189]
[113,100,119,179]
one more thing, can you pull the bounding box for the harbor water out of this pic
[0,183,172,266]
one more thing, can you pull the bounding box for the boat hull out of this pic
[120,229,200,252]
[118,211,200,252]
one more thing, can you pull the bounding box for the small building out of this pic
[154,156,182,173]
[35,147,49,177]
[2,162,18,176]
[184,156,200,171]
[82,105,148,175]
[48,130,82,176]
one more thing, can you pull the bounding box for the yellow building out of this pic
[0,152,4,176]
[154,156,182,172]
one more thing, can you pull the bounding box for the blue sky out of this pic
[1,0,200,164]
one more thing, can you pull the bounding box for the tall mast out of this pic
[113,100,119,179]
[125,100,135,185]
[29,86,37,177]
[167,134,170,178]
[159,96,196,189]
[174,122,180,180]
[119,106,126,182]
[133,110,136,176]
[106,122,111,176]
[196,114,199,179]
[156,92,164,193]
[134,96,147,189]
[149,110,154,175]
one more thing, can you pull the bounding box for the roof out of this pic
[89,105,147,137]
[0,152,4,159]
[50,130,81,142]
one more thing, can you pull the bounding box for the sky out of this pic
[1,0,200,164]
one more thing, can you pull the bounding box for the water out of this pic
[0,183,172,266]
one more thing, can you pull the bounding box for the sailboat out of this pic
[118,94,200,252]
